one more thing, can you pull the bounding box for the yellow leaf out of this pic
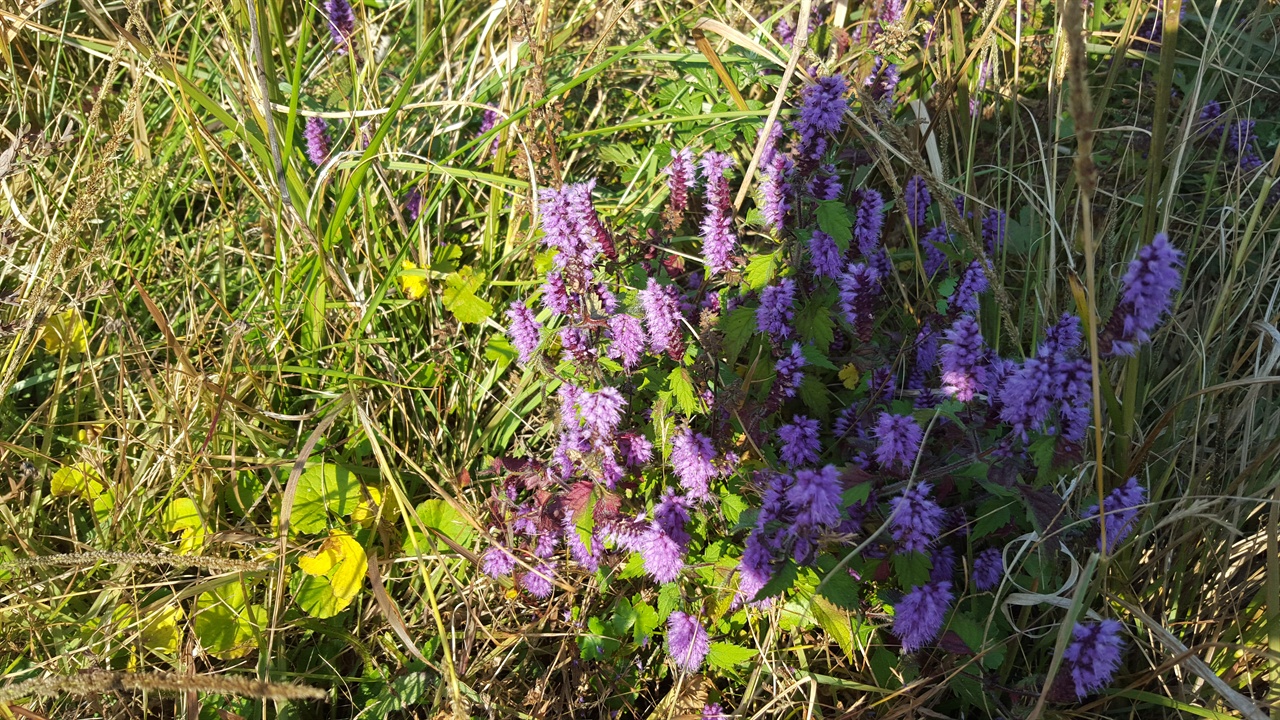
[163,498,207,555]
[139,603,185,655]
[51,462,105,501]
[352,486,398,528]
[839,363,861,390]
[398,259,429,300]
[41,309,89,354]
[195,582,265,660]
[294,530,367,618]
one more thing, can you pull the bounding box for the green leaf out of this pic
[292,462,362,535]
[574,486,600,555]
[743,252,779,290]
[194,582,266,660]
[795,302,835,353]
[666,367,701,416]
[620,552,646,579]
[972,499,1013,540]
[632,600,659,644]
[817,200,853,250]
[719,306,757,362]
[429,244,462,274]
[892,552,933,588]
[752,558,798,603]
[442,267,494,324]
[870,648,899,688]
[797,375,831,419]
[841,483,872,508]
[403,499,475,554]
[706,642,758,670]
[657,583,681,621]
[811,596,856,660]
[293,530,367,619]
[580,616,621,659]
[719,491,747,525]
[817,565,862,610]
[612,598,637,636]
[800,346,838,371]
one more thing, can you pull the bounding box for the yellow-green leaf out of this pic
[398,259,429,300]
[139,603,185,656]
[195,582,265,660]
[292,462,363,536]
[442,266,494,324]
[41,309,89,354]
[294,530,367,618]
[51,462,105,501]
[163,498,206,555]
[402,499,474,554]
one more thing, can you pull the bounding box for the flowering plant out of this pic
[491,66,1181,712]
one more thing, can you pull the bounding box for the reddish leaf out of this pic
[937,630,974,656]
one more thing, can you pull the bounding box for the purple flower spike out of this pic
[481,546,516,578]
[854,188,887,257]
[304,117,331,166]
[703,703,726,720]
[893,580,953,652]
[972,548,1003,591]
[606,314,646,370]
[641,527,686,583]
[839,262,882,341]
[576,387,625,443]
[618,432,653,467]
[639,279,683,356]
[922,226,952,278]
[949,260,988,314]
[774,342,807,398]
[325,0,355,53]
[788,465,843,529]
[666,611,711,673]
[982,209,1008,254]
[477,108,500,156]
[1084,477,1146,552]
[807,164,842,201]
[665,148,696,213]
[671,427,718,500]
[875,412,923,469]
[757,278,797,341]
[904,175,931,227]
[888,481,944,553]
[760,153,794,232]
[1063,620,1126,698]
[998,313,1093,442]
[940,315,986,401]
[520,562,556,598]
[506,302,542,364]
[1102,233,1183,357]
[795,75,848,161]
[700,152,739,275]
[777,415,820,467]
[808,230,843,279]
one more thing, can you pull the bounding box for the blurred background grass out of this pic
[2,0,1280,716]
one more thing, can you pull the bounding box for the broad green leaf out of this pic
[752,558,798,602]
[292,462,362,535]
[795,302,835,353]
[657,583,681,621]
[574,486,600,555]
[706,642,758,670]
[442,266,494,324]
[816,200,853,249]
[892,552,934,588]
[41,309,89,354]
[295,530,367,618]
[580,616,621,659]
[632,601,660,644]
[403,499,475,554]
[817,565,862,611]
[797,375,831,418]
[139,603,185,656]
[162,498,206,555]
[718,491,747,525]
[351,486,398,529]
[666,367,701,416]
[801,345,838,371]
[51,462,105,501]
[195,582,265,660]
[743,252,779,290]
[719,306,757,362]
[972,499,1013,540]
[811,596,856,661]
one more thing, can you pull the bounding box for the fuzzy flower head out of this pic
[773,342,808,398]
[639,279,683,356]
[922,226,952,278]
[304,117,331,167]
[481,546,516,578]
[700,152,739,274]
[606,314,646,370]
[325,0,355,53]
[982,209,1008,254]
[795,74,848,161]
[904,175,931,227]
[641,527,685,583]
[939,315,986,401]
[506,301,542,364]
[760,153,794,232]
[520,562,556,598]
[618,432,653,467]
[665,148,696,213]
[757,278,798,342]
[777,415,821,467]
[1084,477,1146,552]
[575,387,626,444]
[787,465,843,529]
[972,548,1003,591]
[853,188,886,257]
[839,262,882,341]
[949,261,989,314]
[671,428,718,500]
[874,413,923,469]
[808,230,843,279]
[1103,233,1183,357]
[1063,620,1126,698]
[666,611,711,673]
[888,481,945,553]
[893,581,953,652]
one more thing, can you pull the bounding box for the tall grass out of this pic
[1,0,1279,717]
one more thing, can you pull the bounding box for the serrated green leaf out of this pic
[972,499,1013,540]
[892,552,934,588]
[743,252,779,290]
[719,492,747,525]
[795,303,835,353]
[633,601,659,644]
[657,584,681,621]
[811,596,856,660]
[817,565,862,610]
[752,559,798,602]
[841,483,872,508]
[620,552,646,579]
[801,345,838,371]
[706,642,758,670]
[720,306,757,362]
[666,367,701,416]
[797,375,831,418]
[443,267,494,324]
[817,201,853,249]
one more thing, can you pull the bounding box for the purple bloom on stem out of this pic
[888,481,944,553]
[481,546,517,578]
[930,546,956,583]
[1084,477,1146,552]
[922,226,951,278]
[736,532,776,605]
[998,314,1092,442]
[325,0,355,53]
[839,262,882,341]
[972,548,1003,590]
[618,432,653,467]
[606,314,646,370]
[949,261,988,314]
[304,117,331,166]
[757,278,797,341]
[982,209,1007,254]
[700,152,739,274]
[576,387,625,442]
[904,175,931,226]
[702,703,726,720]
[653,490,692,542]
[665,148,696,213]
[639,279,683,355]
[788,465,843,529]
[1063,620,1126,698]
[559,326,595,365]
[774,342,807,398]
[809,230,843,279]
[540,271,572,315]
[854,189,887,256]
[671,427,718,500]
[641,527,685,583]
[875,413,923,470]
[893,581,953,651]
[807,164,842,200]
[940,315,986,401]
[866,58,900,105]
[506,301,542,364]
[666,611,711,673]
[795,75,848,161]
[777,415,821,467]
[1102,233,1182,357]
[477,108,500,156]
[403,187,422,222]
[520,562,556,597]
[760,153,793,232]
[1225,119,1262,170]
